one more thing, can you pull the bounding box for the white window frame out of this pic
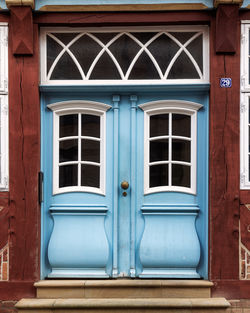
[241,22,250,92]
[139,100,203,195]
[240,93,250,189]
[0,23,8,190]
[241,22,250,189]
[40,25,209,86]
[47,100,111,195]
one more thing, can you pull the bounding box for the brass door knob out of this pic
[121,181,129,190]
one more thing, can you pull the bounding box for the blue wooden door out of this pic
[41,88,208,279]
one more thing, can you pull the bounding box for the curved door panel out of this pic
[41,90,208,278]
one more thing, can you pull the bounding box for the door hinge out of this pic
[241,75,246,88]
[38,171,44,204]
[240,101,247,113]
[241,34,246,45]
[4,79,8,91]
[240,172,245,186]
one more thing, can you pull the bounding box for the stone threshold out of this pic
[16,297,230,309]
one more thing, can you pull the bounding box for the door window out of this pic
[48,100,111,195]
[40,26,209,279]
[140,100,202,194]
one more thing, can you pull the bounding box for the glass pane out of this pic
[172,114,191,137]
[248,126,250,158]
[93,33,118,44]
[249,30,250,54]
[168,51,199,79]
[81,114,100,138]
[51,52,82,80]
[109,34,140,74]
[47,36,63,74]
[172,139,190,162]
[150,164,168,188]
[150,114,169,137]
[169,32,196,44]
[172,164,190,188]
[249,60,250,84]
[130,32,157,44]
[81,164,100,188]
[89,51,122,79]
[187,34,203,74]
[59,140,78,163]
[148,34,179,73]
[81,139,100,163]
[249,154,250,181]
[150,139,169,162]
[52,33,79,45]
[249,98,250,123]
[128,51,160,80]
[60,114,78,138]
[70,35,102,74]
[59,164,78,187]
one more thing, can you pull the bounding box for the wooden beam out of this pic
[0,282,35,300]
[210,13,240,280]
[216,4,238,53]
[8,24,40,282]
[38,3,209,12]
[214,0,243,7]
[10,6,33,55]
[34,11,211,25]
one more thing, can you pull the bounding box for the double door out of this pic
[41,90,208,279]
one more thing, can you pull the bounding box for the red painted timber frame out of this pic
[0,11,39,300]
[0,8,246,299]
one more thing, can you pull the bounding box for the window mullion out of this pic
[78,113,81,187]
[169,113,172,187]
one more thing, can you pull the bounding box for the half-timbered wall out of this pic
[0,3,249,312]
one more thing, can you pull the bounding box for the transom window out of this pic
[48,100,110,195]
[40,26,209,85]
[140,100,202,194]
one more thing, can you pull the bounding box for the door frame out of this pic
[40,84,209,279]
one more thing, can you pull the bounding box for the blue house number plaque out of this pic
[220,78,232,88]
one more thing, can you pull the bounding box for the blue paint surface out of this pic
[41,86,209,279]
[242,0,250,7]
[35,0,213,10]
[0,0,7,9]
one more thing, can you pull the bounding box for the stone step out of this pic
[35,279,214,299]
[16,297,230,313]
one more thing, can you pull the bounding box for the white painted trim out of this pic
[241,23,249,91]
[0,25,8,94]
[140,100,202,195]
[164,32,203,79]
[47,33,86,80]
[48,100,110,195]
[40,79,209,86]
[139,99,203,112]
[0,95,8,190]
[240,22,250,189]
[47,100,112,112]
[240,93,250,189]
[40,26,209,85]
[0,25,8,190]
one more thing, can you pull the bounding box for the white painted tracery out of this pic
[40,26,209,85]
